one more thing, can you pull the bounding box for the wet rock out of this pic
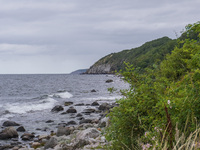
[2,121,20,127]
[76,113,83,117]
[91,101,99,106]
[16,126,26,132]
[82,108,96,115]
[66,120,77,126]
[44,136,58,149]
[91,89,96,92]
[51,105,64,112]
[74,103,85,106]
[0,145,14,150]
[77,117,85,120]
[66,108,77,113]
[79,119,93,124]
[0,127,18,140]
[105,79,113,83]
[21,133,35,141]
[45,120,54,123]
[64,101,73,106]
[98,103,112,111]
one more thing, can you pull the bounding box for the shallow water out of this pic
[0,74,128,139]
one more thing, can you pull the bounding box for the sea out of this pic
[0,74,129,138]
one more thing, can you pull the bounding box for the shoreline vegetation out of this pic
[1,21,200,150]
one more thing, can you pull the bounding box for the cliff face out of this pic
[86,37,177,74]
[86,64,112,74]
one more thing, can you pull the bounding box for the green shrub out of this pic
[105,22,200,150]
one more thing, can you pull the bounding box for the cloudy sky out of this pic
[0,0,199,74]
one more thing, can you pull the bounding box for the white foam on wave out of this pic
[5,98,57,114]
[0,114,15,121]
[51,91,73,99]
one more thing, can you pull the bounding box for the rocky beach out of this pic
[0,99,115,150]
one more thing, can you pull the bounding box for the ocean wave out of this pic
[4,97,57,114]
[50,91,73,99]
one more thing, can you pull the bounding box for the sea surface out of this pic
[0,74,129,137]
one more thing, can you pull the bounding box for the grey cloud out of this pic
[0,0,200,73]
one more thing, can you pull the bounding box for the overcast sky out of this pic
[0,0,199,74]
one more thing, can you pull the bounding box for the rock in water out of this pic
[91,101,99,106]
[98,103,112,111]
[2,121,20,127]
[51,105,64,112]
[66,108,77,113]
[16,126,26,132]
[0,127,18,140]
[64,101,73,106]
[105,79,113,83]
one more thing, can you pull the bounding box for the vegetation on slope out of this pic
[105,21,200,149]
[87,36,177,73]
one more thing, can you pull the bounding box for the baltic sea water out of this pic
[0,74,128,138]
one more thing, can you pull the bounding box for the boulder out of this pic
[44,136,58,149]
[21,133,35,141]
[105,79,113,83]
[0,127,18,140]
[16,126,26,132]
[98,103,112,111]
[66,108,77,113]
[56,126,71,136]
[91,101,99,106]
[82,108,96,115]
[2,121,20,127]
[79,119,93,124]
[74,103,85,106]
[64,101,73,106]
[76,128,100,140]
[91,89,96,92]
[45,120,54,123]
[76,113,83,117]
[66,120,77,126]
[51,105,64,112]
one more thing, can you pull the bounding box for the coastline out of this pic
[0,100,115,150]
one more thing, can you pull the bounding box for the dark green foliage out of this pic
[92,37,176,73]
[105,22,200,149]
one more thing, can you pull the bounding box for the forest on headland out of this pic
[103,22,200,149]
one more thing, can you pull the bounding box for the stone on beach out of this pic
[56,126,71,136]
[21,133,35,141]
[0,127,18,140]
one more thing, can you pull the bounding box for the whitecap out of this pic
[52,91,73,99]
[5,98,57,114]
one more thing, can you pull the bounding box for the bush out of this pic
[105,22,200,149]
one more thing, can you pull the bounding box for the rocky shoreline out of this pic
[0,100,115,150]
